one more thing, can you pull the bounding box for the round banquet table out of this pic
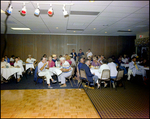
[25,63,35,70]
[90,68,101,79]
[1,67,22,80]
[49,67,62,76]
[121,63,129,68]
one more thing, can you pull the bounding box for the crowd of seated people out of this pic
[1,49,149,88]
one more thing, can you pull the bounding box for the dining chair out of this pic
[66,67,76,87]
[78,68,91,90]
[111,70,125,91]
[34,66,46,86]
[99,69,111,90]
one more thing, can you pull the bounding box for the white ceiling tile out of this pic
[72,1,112,6]
[109,1,149,7]
[135,7,149,14]
[127,13,149,19]
[103,6,141,13]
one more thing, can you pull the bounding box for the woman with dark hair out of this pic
[10,55,15,66]
[43,54,47,61]
[4,55,10,63]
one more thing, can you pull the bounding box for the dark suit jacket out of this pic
[80,64,94,82]
[71,52,77,61]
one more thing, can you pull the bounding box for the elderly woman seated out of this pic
[58,57,73,87]
[1,57,8,84]
[64,54,72,65]
[91,57,101,67]
[10,55,15,66]
[47,56,55,68]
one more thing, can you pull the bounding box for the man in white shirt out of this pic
[122,54,129,64]
[14,57,24,82]
[86,49,93,58]
[98,59,110,88]
[26,54,37,74]
[108,58,118,88]
[38,57,56,89]
[58,57,73,87]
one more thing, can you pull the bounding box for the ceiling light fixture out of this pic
[56,27,58,29]
[93,28,96,30]
[5,3,13,15]
[11,27,31,30]
[48,4,53,16]
[73,31,76,32]
[105,32,107,33]
[63,4,69,17]
[89,0,95,2]
[34,3,40,16]
[21,3,27,16]
[1,9,5,13]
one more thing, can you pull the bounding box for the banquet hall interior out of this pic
[1,1,149,118]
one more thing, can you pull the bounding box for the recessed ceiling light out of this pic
[11,27,31,30]
[1,9,5,13]
[105,32,107,33]
[89,0,95,2]
[128,29,131,31]
[73,31,76,32]
[56,27,58,29]
[93,28,96,30]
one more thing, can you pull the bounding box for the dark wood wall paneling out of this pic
[0,34,135,62]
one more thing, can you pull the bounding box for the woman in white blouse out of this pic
[1,57,7,68]
[14,57,24,82]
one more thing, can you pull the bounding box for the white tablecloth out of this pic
[143,67,149,70]
[121,63,129,68]
[90,68,101,79]
[1,67,22,80]
[49,67,62,76]
[25,63,34,70]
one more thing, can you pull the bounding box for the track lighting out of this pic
[21,3,26,16]
[34,3,40,16]
[6,4,13,15]
[48,4,53,16]
[63,4,68,17]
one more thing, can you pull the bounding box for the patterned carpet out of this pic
[84,80,149,118]
[1,74,81,90]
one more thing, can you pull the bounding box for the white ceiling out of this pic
[1,1,149,36]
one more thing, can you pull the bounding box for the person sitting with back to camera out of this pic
[80,59,100,89]
[98,58,110,88]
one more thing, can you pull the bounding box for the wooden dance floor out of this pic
[1,89,100,118]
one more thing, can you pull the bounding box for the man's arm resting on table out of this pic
[60,67,71,72]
